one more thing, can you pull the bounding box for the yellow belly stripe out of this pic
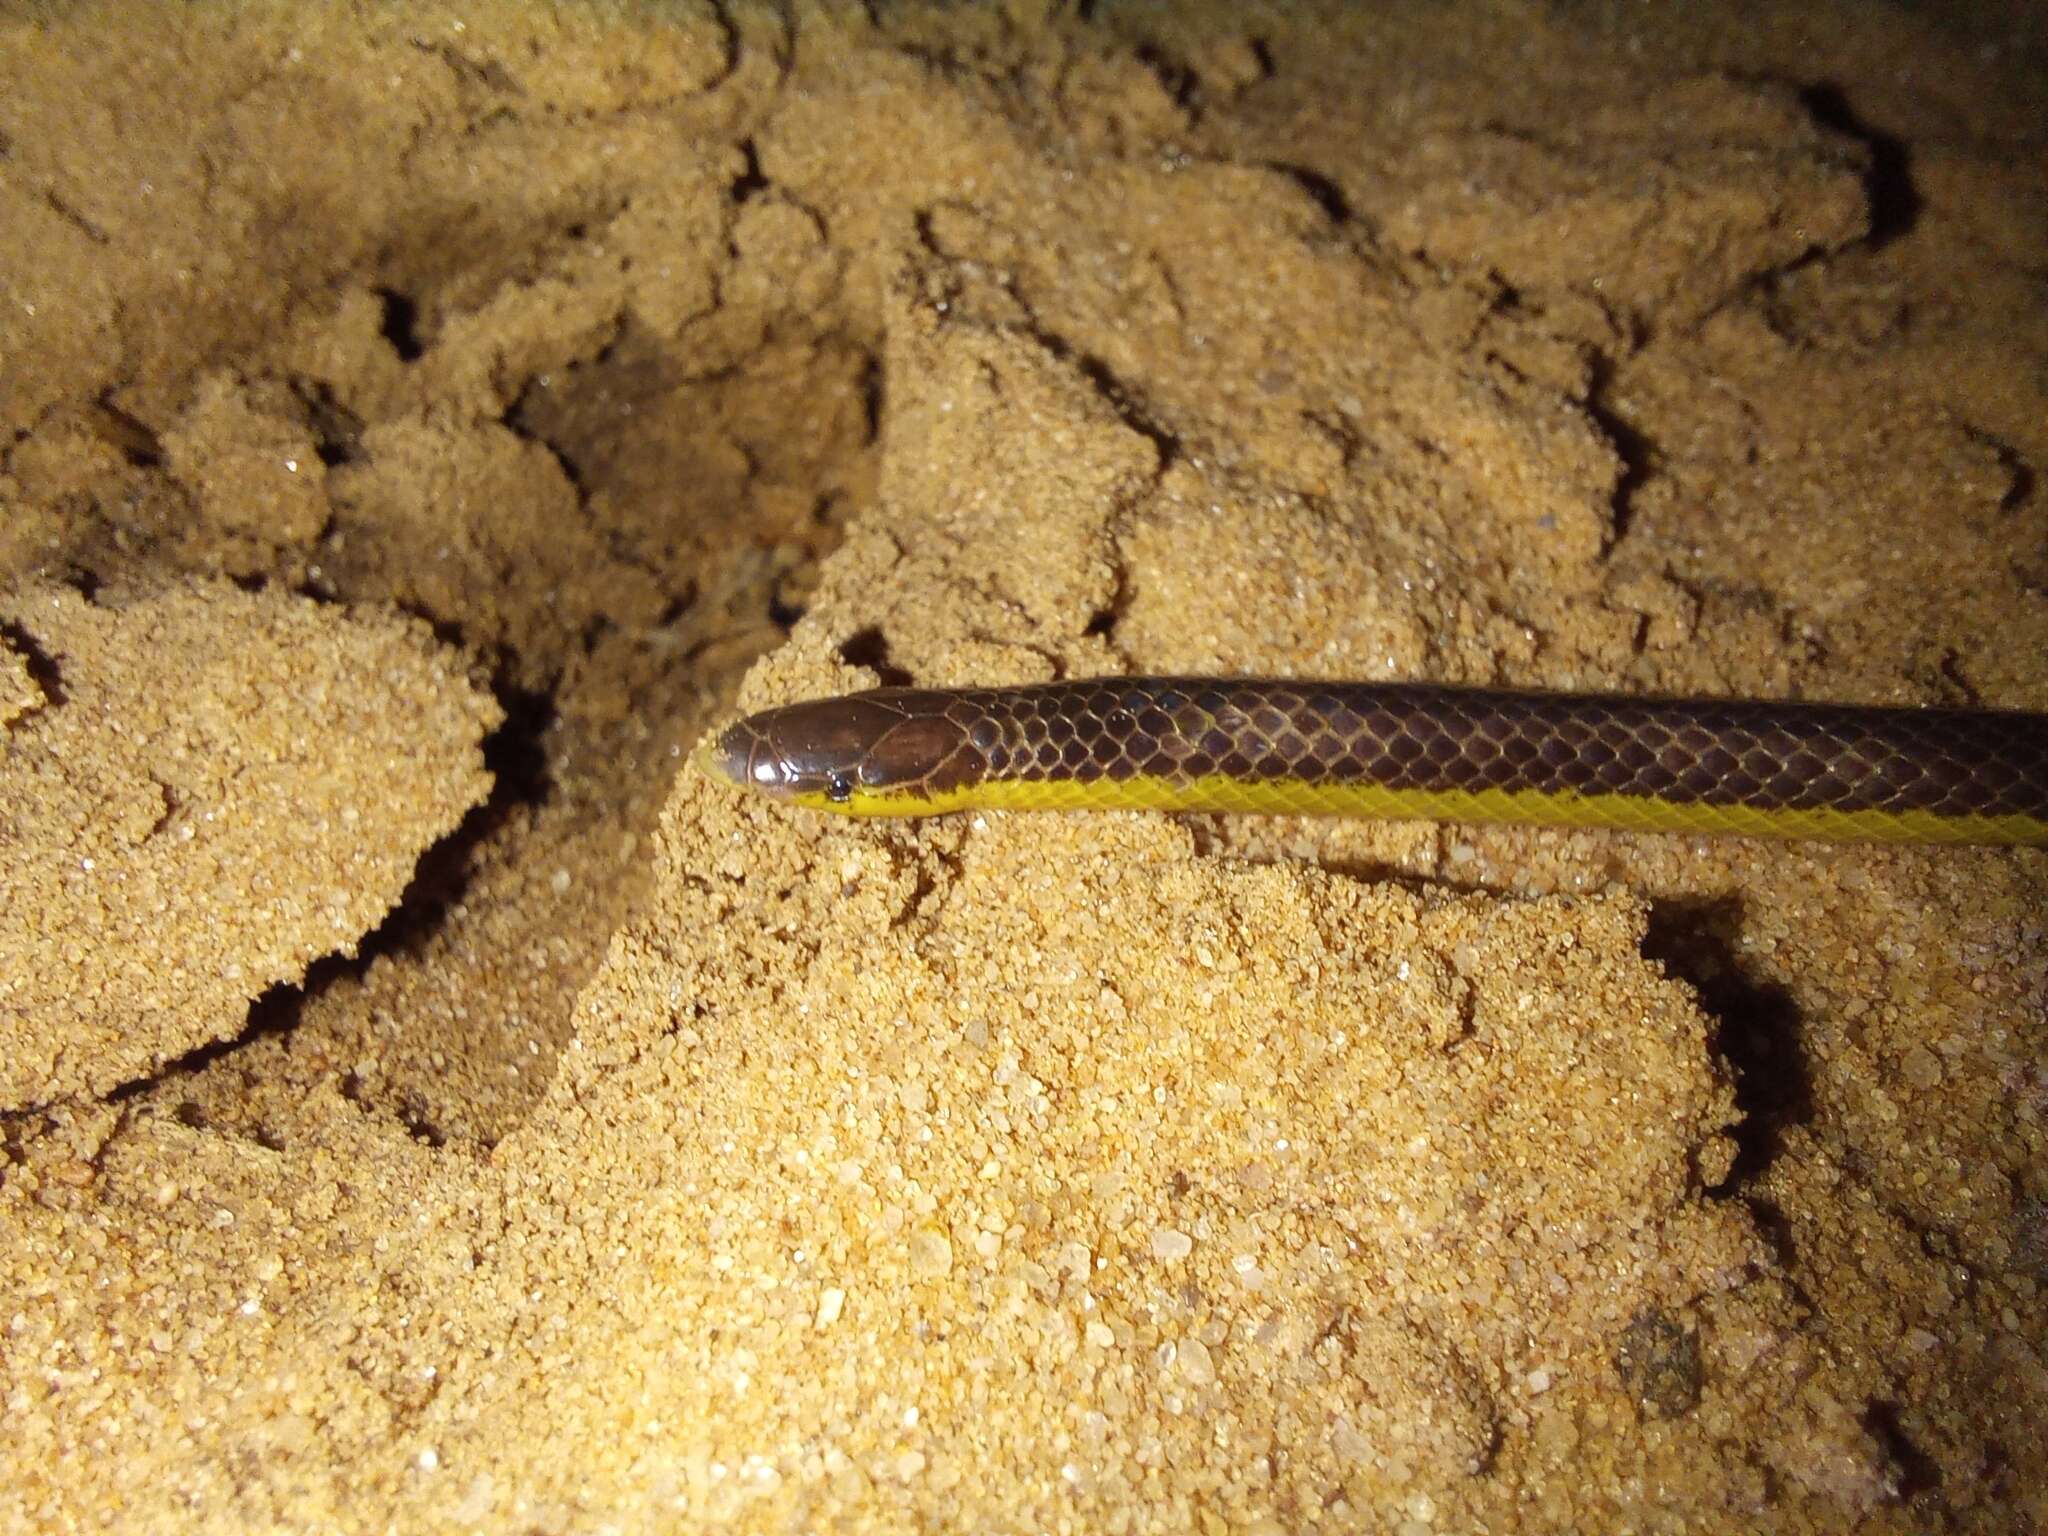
[795,772,2048,845]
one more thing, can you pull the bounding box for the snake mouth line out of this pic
[703,677,2048,845]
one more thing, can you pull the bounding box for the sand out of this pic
[1,2,2044,1531]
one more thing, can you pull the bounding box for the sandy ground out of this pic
[1,1,2045,1531]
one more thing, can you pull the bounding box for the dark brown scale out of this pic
[936,679,2048,818]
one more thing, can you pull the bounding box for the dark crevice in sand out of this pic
[342,1072,449,1148]
[1861,1399,1941,1500]
[1960,423,2036,515]
[0,617,66,711]
[1130,44,1196,111]
[413,37,525,98]
[857,349,884,452]
[109,970,333,1131]
[386,675,557,940]
[1258,161,1351,226]
[1584,349,1657,551]
[1798,82,1919,249]
[375,286,426,363]
[43,188,111,246]
[2014,1197,2048,1282]
[290,378,367,468]
[498,394,589,501]
[730,137,769,203]
[89,395,165,468]
[1081,552,1134,663]
[944,258,1181,470]
[390,600,484,663]
[837,624,913,686]
[1069,351,1181,469]
[1932,646,1986,707]
[104,675,556,1119]
[1641,896,1812,1194]
[1214,835,1436,899]
[1738,1193,1801,1279]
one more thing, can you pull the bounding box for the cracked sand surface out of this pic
[2,3,2044,1531]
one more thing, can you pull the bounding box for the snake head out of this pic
[701,691,969,814]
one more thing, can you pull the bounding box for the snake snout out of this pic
[705,721,791,794]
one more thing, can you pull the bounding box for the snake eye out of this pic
[825,770,853,803]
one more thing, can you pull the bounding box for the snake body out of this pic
[704,677,2048,844]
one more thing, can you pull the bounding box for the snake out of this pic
[701,676,2048,844]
